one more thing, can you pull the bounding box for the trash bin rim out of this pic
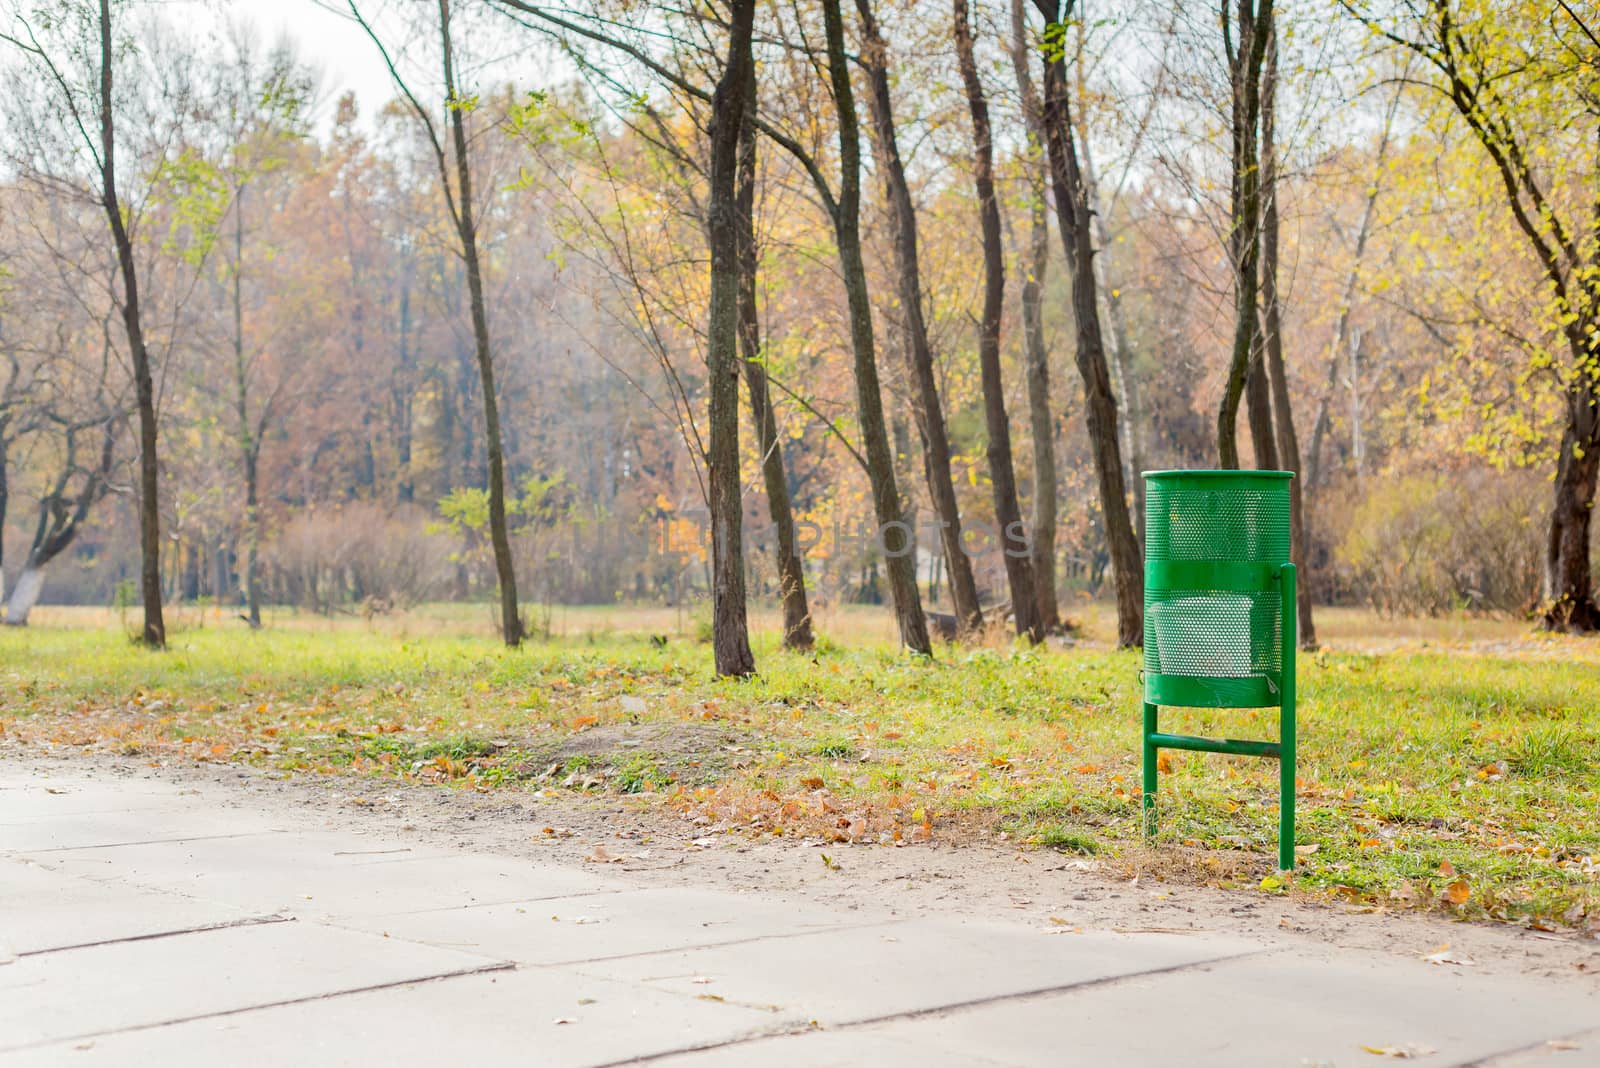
[1142,469,1294,481]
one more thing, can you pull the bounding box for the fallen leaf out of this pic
[800,776,824,790]
[585,846,624,864]
[1545,1040,1581,1051]
[1437,860,1456,877]
[1443,880,1471,906]
[1156,752,1174,773]
[1361,1042,1438,1059]
[1073,763,1101,774]
[1423,946,1475,966]
[1295,843,1319,856]
[552,1017,576,1026]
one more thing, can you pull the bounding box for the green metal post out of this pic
[1278,562,1297,871]
[1142,701,1158,836]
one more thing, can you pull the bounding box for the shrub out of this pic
[1336,469,1542,616]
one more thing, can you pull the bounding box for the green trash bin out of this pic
[1141,470,1298,870]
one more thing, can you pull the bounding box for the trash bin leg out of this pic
[1142,701,1158,836]
[1278,563,1297,872]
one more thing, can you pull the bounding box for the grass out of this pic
[2,604,1597,931]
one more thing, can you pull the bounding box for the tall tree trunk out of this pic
[856,0,982,634]
[704,0,757,677]
[99,0,164,649]
[955,0,1040,642]
[231,186,262,628]
[1008,0,1060,631]
[1260,28,1316,647]
[737,85,813,652]
[823,0,930,655]
[1216,0,1274,470]
[1031,0,1142,647]
[1545,418,1600,630]
[439,0,523,647]
[1077,122,1148,547]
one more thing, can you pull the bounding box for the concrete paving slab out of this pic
[870,949,1600,1067]
[1,809,284,852]
[0,858,255,955]
[0,918,507,1054]
[336,886,884,966]
[574,917,1264,1026]
[0,775,197,820]
[25,832,622,916]
[7,964,788,1067]
[1478,1027,1600,1065]
[645,1028,1020,1068]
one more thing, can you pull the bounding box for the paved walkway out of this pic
[1,765,1595,1067]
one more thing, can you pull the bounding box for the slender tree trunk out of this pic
[439,0,523,646]
[1008,0,1060,631]
[1031,0,1142,647]
[704,0,757,677]
[856,0,982,634]
[1245,343,1278,468]
[1077,126,1148,547]
[0,425,8,610]
[1305,85,1399,490]
[1216,0,1274,470]
[955,0,1040,642]
[736,87,812,652]
[99,0,164,649]
[823,0,930,655]
[1260,29,1316,647]
[230,187,262,628]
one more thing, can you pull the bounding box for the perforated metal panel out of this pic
[1143,471,1291,695]
[1146,479,1290,564]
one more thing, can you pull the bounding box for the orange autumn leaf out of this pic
[1444,880,1471,906]
[1156,752,1174,774]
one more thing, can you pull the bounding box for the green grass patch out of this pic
[1,612,1597,930]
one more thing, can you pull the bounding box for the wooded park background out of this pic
[2,0,1597,672]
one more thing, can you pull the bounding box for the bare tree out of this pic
[1,0,176,646]
[954,0,1040,642]
[704,0,758,676]
[1008,0,1061,631]
[856,0,984,634]
[1215,0,1275,469]
[737,87,814,652]
[1258,26,1315,646]
[347,0,524,645]
[1029,0,1143,647]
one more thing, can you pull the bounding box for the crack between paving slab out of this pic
[588,946,1279,1067]
[9,829,286,855]
[315,912,893,970]
[16,913,293,958]
[549,919,908,970]
[2,960,517,1055]
[1459,1024,1600,1067]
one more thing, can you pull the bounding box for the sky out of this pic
[208,0,405,127]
